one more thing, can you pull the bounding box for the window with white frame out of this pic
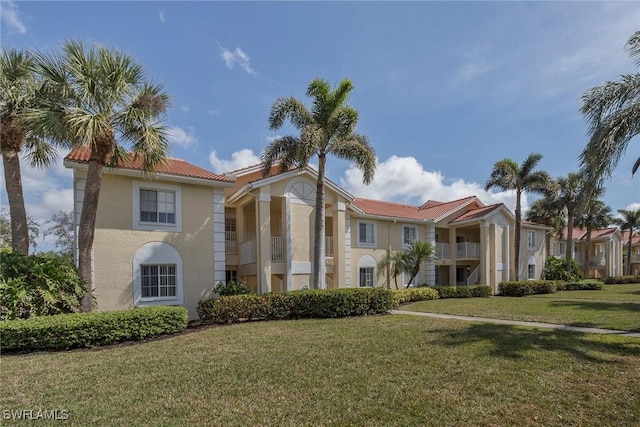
[133,242,183,306]
[140,189,175,224]
[141,264,176,298]
[527,264,536,280]
[559,242,566,256]
[358,221,376,247]
[403,225,418,247]
[225,269,237,284]
[359,267,375,287]
[527,231,536,248]
[132,181,182,232]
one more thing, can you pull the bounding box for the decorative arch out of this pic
[133,241,184,306]
[285,178,316,205]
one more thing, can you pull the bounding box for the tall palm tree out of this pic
[262,78,375,289]
[574,186,613,273]
[580,31,640,187]
[485,153,554,280]
[556,172,584,274]
[525,196,566,258]
[28,41,170,311]
[0,49,57,254]
[615,208,640,275]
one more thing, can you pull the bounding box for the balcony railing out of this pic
[435,242,450,259]
[240,239,256,264]
[456,242,480,258]
[325,236,334,258]
[271,236,284,262]
[225,231,237,254]
[589,254,605,267]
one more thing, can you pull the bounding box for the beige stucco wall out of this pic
[519,226,545,280]
[91,173,217,319]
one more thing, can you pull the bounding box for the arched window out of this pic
[357,255,377,287]
[133,242,183,306]
[527,255,536,280]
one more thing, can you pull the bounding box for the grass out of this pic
[405,284,640,331]
[1,315,640,426]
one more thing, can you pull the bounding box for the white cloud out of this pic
[158,11,166,24]
[0,0,26,34]
[209,149,260,173]
[341,155,524,212]
[625,202,640,212]
[219,46,256,75]
[166,126,197,149]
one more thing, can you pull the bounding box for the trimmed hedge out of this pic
[498,280,563,297]
[0,305,188,352]
[558,279,604,291]
[391,287,439,305]
[603,275,640,285]
[198,288,394,324]
[433,285,493,299]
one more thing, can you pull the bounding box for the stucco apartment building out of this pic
[621,231,640,275]
[65,149,549,318]
[550,227,624,278]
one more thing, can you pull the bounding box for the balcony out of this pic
[589,254,605,267]
[271,236,284,262]
[456,242,480,259]
[435,242,450,259]
[225,231,237,254]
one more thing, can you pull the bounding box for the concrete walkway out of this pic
[390,310,640,338]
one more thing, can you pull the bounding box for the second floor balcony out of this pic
[434,242,480,259]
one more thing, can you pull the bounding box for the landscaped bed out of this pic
[404,283,640,331]
[2,315,639,426]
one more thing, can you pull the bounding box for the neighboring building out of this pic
[621,231,640,275]
[551,227,624,278]
[66,151,550,318]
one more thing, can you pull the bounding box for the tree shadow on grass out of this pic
[430,323,640,363]
[547,300,640,331]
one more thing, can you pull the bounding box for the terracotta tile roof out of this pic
[65,147,233,183]
[352,198,425,220]
[587,227,617,240]
[622,231,640,244]
[450,204,503,223]
[352,195,482,222]
[523,220,550,228]
[557,227,586,240]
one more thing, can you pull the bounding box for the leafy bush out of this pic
[213,280,252,296]
[198,288,393,324]
[0,305,188,352]
[543,256,584,281]
[433,285,493,299]
[0,252,85,320]
[603,275,640,285]
[498,280,562,297]
[391,287,439,306]
[558,279,604,291]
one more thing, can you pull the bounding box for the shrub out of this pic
[558,279,604,291]
[603,275,640,285]
[0,252,85,320]
[0,305,188,352]
[543,256,584,281]
[213,280,252,296]
[391,287,439,306]
[498,280,562,297]
[434,285,493,298]
[197,288,394,324]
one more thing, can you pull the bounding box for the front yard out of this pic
[2,314,639,426]
[404,284,640,331]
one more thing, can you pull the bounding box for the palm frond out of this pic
[260,136,303,175]
[330,134,376,184]
[626,30,640,67]
[268,96,311,130]
[520,153,543,177]
[23,137,57,168]
[484,158,518,191]
[128,122,169,172]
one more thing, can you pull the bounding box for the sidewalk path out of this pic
[390,310,640,338]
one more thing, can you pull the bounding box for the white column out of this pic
[424,223,436,285]
[344,214,352,287]
[213,189,226,285]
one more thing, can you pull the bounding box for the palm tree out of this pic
[29,41,170,311]
[574,190,613,274]
[262,78,375,289]
[400,241,435,288]
[485,153,554,280]
[615,208,640,275]
[377,249,406,290]
[555,173,584,274]
[525,196,566,257]
[0,49,57,254]
[580,31,640,187]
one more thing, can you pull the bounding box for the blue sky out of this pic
[1,1,639,251]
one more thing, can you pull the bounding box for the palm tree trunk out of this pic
[514,190,521,281]
[0,130,29,255]
[565,207,575,275]
[627,234,633,275]
[312,154,326,289]
[584,228,592,278]
[78,146,110,311]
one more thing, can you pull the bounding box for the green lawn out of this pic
[2,315,639,426]
[404,284,640,331]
